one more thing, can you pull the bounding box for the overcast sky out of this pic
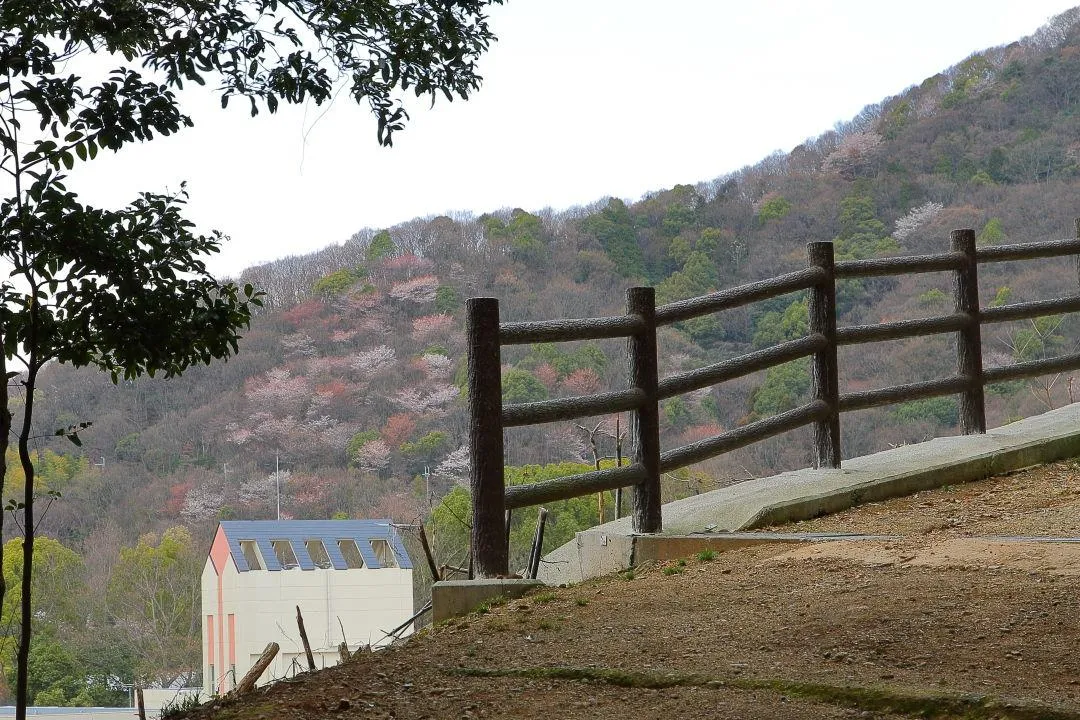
[66,1,1080,278]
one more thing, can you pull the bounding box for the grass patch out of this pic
[474,594,507,615]
[574,598,589,607]
[620,569,634,581]
[159,692,203,719]
[533,592,557,604]
[447,666,1080,720]
[696,549,717,562]
[662,565,684,576]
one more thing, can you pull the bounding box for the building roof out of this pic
[217,520,413,572]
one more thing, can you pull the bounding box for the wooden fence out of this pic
[466,224,1080,577]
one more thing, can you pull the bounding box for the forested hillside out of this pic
[12,8,1080,704]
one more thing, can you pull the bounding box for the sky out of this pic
[66,0,1080,278]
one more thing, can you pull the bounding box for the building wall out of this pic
[232,564,413,683]
[201,534,412,697]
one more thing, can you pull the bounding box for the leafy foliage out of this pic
[502,369,548,404]
[750,359,810,417]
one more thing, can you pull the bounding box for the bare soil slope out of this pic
[179,461,1080,720]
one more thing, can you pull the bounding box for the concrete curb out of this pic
[536,402,1080,586]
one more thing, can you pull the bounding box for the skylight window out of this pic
[337,539,365,569]
[370,538,398,568]
[271,540,299,569]
[305,540,332,569]
[239,541,263,570]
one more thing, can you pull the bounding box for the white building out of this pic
[201,520,413,696]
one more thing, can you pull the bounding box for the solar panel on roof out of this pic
[218,520,412,572]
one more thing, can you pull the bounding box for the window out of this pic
[305,540,332,569]
[337,539,365,569]
[239,540,262,570]
[370,538,398,568]
[271,540,299,569]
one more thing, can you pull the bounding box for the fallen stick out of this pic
[232,642,279,696]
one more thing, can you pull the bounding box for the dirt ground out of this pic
[180,461,1080,720]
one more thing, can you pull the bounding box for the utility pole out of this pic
[276,454,281,521]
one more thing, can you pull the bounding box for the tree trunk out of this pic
[16,364,38,720]
[0,337,8,617]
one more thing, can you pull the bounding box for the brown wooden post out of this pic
[951,228,986,434]
[467,297,507,577]
[136,687,146,720]
[627,287,662,533]
[1076,218,1080,287]
[807,241,841,468]
[417,523,441,581]
[505,508,512,560]
[614,416,623,519]
[527,507,549,579]
[295,605,316,671]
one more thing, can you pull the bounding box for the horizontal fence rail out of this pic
[503,388,646,427]
[657,334,827,400]
[836,313,972,345]
[983,351,1080,383]
[838,376,970,414]
[834,252,965,278]
[980,296,1080,324]
[500,314,647,345]
[505,464,648,510]
[976,237,1080,263]
[659,400,830,474]
[465,220,1080,577]
[655,267,825,326]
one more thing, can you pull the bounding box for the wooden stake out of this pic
[296,606,316,671]
[417,523,441,580]
[136,687,146,720]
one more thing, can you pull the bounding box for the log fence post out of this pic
[627,287,662,533]
[951,229,986,434]
[808,241,841,468]
[467,297,507,577]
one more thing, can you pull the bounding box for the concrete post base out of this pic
[431,579,544,623]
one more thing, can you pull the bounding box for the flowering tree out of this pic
[432,445,470,487]
[421,354,454,381]
[352,346,397,379]
[893,202,944,242]
[353,439,392,472]
[389,275,441,304]
[822,130,884,179]
[411,314,455,342]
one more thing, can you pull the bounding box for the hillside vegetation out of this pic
[11,8,1080,704]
